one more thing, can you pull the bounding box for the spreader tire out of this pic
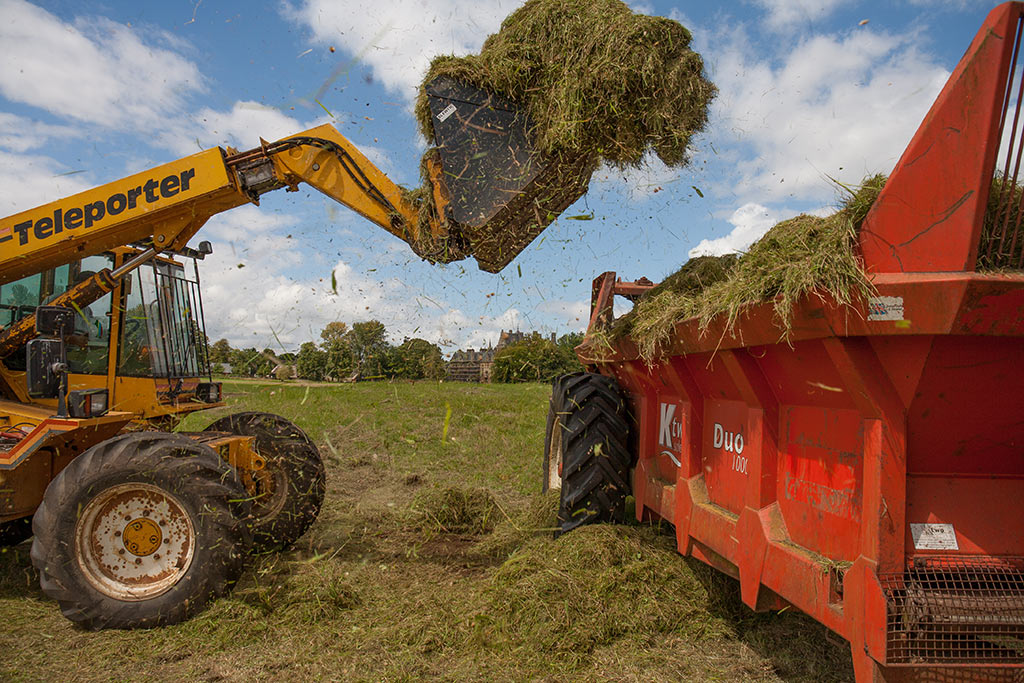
[203,412,325,553]
[30,432,251,630]
[553,373,632,535]
[0,517,32,547]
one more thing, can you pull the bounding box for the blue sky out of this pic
[0,0,1000,353]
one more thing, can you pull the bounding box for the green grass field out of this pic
[0,379,853,681]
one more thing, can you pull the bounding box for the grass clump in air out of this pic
[621,175,886,362]
[404,0,716,268]
[415,0,715,168]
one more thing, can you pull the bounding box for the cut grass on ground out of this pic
[0,380,852,682]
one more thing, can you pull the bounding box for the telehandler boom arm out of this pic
[0,124,454,288]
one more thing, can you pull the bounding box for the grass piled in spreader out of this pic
[619,175,886,362]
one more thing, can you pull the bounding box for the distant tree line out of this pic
[206,322,583,383]
[492,331,583,382]
[207,320,445,382]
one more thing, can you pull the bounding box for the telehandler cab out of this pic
[0,82,581,628]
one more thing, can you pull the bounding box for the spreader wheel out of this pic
[0,517,32,547]
[543,372,584,493]
[30,432,251,630]
[550,372,632,535]
[203,412,325,553]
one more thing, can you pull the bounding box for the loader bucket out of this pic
[423,77,595,273]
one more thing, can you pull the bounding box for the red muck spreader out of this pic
[547,3,1024,681]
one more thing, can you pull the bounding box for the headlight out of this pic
[68,389,109,418]
[196,382,221,403]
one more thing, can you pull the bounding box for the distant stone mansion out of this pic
[448,330,554,382]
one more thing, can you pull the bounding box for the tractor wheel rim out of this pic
[547,416,564,491]
[251,463,288,520]
[75,483,195,601]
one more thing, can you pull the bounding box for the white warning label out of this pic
[436,104,457,122]
[910,523,959,551]
[868,296,904,321]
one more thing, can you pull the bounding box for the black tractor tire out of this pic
[203,412,325,553]
[30,432,251,630]
[0,516,33,547]
[548,372,632,536]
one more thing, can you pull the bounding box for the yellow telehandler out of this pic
[0,81,588,629]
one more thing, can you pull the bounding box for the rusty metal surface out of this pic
[985,14,1024,268]
[74,482,195,600]
[858,3,1020,273]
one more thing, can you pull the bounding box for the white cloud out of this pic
[906,0,993,8]
[751,0,845,30]
[198,207,533,352]
[0,112,76,152]
[446,307,526,351]
[180,102,310,155]
[0,149,93,215]
[688,202,791,257]
[593,155,685,203]
[0,3,336,160]
[285,0,524,101]
[200,204,300,244]
[627,0,655,15]
[0,0,203,129]
[710,26,949,203]
[537,299,588,330]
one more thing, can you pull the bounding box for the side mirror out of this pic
[35,305,75,337]
[27,306,72,414]
[26,338,66,399]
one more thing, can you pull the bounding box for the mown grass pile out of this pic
[412,485,499,535]
[620,175,886,362]
[473,489,560,559]
[480,524,736,657]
